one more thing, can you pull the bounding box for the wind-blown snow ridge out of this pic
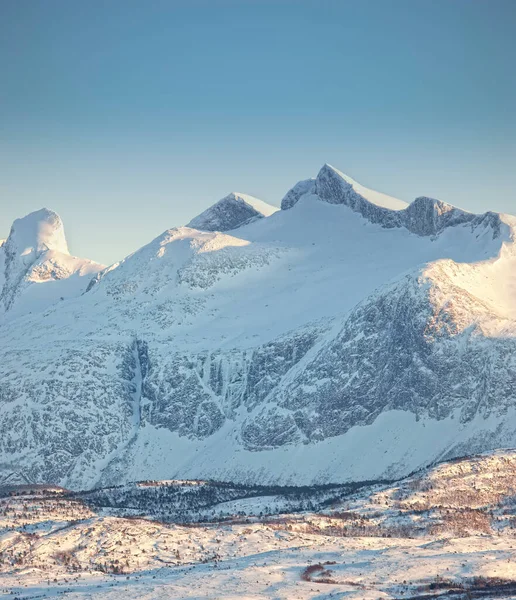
[187,192,279,232]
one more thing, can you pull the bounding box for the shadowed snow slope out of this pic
[1,166,516,490]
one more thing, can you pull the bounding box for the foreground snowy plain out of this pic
[3,451,516,599]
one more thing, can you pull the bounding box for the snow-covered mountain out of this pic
[187,192,279,231]
[0,208,104,319]
[1,165,515,489]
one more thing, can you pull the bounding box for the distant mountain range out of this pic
[1,164,515,490]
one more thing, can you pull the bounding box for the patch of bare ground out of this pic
[300,561,366,588]
[398,576,516,599]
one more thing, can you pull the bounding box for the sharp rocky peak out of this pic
[282,163,502,239]
[187,192,279,232]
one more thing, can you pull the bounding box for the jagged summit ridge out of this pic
[282,163,502,239]
[281,164,408,213]
[187,192,279,232]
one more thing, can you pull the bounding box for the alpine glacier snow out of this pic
[1,165,515,490]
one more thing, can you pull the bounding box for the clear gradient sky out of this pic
[1,0,515,265]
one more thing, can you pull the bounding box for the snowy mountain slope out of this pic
[0,208,104,319]
[1,165,516,489]
[187,192,278,232]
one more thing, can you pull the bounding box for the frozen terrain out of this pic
[0,208,104,319]
[1,163,516,489]
[187,192,279,231]
[3,452,516,598]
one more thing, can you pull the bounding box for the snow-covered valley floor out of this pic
[3,451,516,599]
[4,535,516,599]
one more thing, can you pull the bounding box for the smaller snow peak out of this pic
[187,193,278,232]
[224,192,279,218]
[0,208,70,313]
[404,197,473,237]
[7,208,69,257]
[0,208,105,317]
[281,178,316,210]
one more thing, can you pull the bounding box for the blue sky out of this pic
[1,0,515,265]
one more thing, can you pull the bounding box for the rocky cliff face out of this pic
[1,166,515,490]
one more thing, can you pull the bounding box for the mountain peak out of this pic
[280,163,504,239]
[187,192,279,232]
[281,164,408,213]
[6,208,69,258]
[0,208,104,317]
[315,164,409,211]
